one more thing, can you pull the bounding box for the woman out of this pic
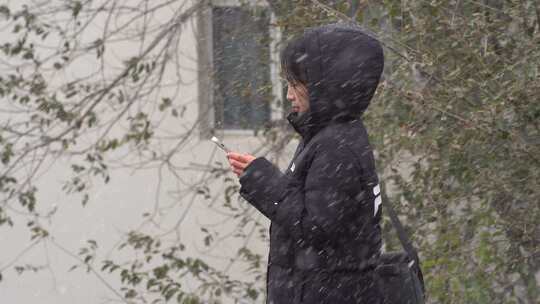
[228,23,385,304]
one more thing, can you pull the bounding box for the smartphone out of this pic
[211,136,231,154]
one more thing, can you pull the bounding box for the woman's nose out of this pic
[286,85,295,101]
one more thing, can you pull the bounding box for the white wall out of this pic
[0,0,298,303]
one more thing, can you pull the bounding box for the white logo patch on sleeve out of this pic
[374,196,382,216]
[373,184,380,196]
[373,184,381,216]
[290,162,295,172]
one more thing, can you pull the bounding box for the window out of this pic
[197,0,283,137]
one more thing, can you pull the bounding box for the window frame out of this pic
[196,0,284,139]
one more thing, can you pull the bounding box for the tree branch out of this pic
[48,238,131,304]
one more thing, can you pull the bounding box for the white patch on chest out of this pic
[290,162,295,172]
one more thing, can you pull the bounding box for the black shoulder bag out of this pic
[375,192,426,304]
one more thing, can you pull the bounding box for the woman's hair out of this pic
[280,35,309,86]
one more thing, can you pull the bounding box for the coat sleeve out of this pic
[238,141,377,246]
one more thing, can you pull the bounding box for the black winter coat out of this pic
[239,23,385,304]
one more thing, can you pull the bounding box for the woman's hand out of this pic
[227,152,256,177]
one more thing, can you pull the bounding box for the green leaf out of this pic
[72,1,82,18]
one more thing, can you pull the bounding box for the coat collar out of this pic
[287,110,358,143]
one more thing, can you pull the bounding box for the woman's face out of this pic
[286,81,309,114]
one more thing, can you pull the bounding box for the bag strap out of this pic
[381,190,421,269]
[381,189,426,296]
